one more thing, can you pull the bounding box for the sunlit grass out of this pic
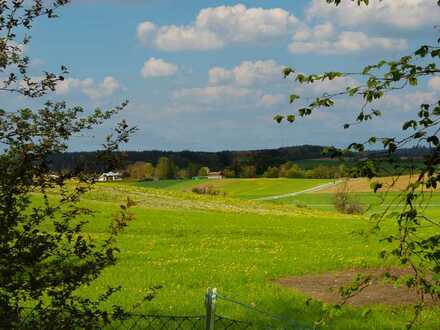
[32,183,439,329]
[132,178,332,200]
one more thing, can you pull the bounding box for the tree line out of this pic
[125,157,351,180]
[49,145,429,179]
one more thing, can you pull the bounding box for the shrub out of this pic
[263,166,279,178]
[333,182,364,214]
[191,185,225,196]
[223,168,236,178]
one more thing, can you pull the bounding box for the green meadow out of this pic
[35,180,439,329]
[134,178,332,200]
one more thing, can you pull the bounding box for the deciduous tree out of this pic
[277,0,440,327]
[0,1,139,327]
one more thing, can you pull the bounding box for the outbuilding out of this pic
[98,171,122,182]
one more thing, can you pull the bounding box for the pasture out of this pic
[35,180,440,329]
[134,178,333,200]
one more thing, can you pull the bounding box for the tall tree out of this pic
[277,0,440,327]
[0,1,137,327]
[155,156,172,179]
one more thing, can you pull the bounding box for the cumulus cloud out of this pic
[208,60,284,86]
[141,57,178,78]
[289,24,408,54]
[56,76,123,101]
[306,0,440,30]
[380,91,438,112]
[136,21,157,47]
[137,4,298,51]
[172,85,253,105]
[172,59,288,110]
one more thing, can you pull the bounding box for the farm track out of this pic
[253,180,343,201]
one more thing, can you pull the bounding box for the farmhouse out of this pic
[207,171,223,179]
[98,171,122,182]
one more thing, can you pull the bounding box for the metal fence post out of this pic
[205,288,217,330]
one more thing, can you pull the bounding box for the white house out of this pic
[98,171,122,182]
[207,171,223,179]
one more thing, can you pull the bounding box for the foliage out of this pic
[333,182,364,215]
[127,161,151,180]
[49,145,338,173]
[198,166,209,177]
[176,168,190,179]
[223,168,236,178]
[191,185,225,196]
[240,165,257,178]
[278,0,440,327]
[263,166,280,178]
[155,157,175,179]
[0,0,137,327]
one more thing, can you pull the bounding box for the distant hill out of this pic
[48,145,429,174]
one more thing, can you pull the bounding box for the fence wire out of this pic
[108,314,205,330]
[216,293,315,330]
[108,314,253,330]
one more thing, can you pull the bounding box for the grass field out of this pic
[134,178,332,200]
[271,191,440,215]
[35,182,439,329]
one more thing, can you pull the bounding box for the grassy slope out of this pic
[271,191,440,217]
[134,178,332,200]
[36,184,438,329]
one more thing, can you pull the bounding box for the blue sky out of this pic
[13,0,440,151]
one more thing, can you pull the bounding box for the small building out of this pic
[98,171,122,182]
[207,171,223,180]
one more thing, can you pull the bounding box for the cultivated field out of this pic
[34,180,440,329]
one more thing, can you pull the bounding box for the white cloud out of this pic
[289,27,407,54]
[137,4,298,51]
[380,91,438,112]
[428,76,440,92]
[172,59,288,110]
[154,26,224,51]
[259,94,284,107]
[208,67,234,85]
[141,57,178,78]
[56,76,123,101]
[172,85,253,105]
[208,60,284,87]
[136,21,157,47]
[306,0,440,30]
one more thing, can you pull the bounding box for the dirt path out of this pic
[275,267,434,307]
[254,181,342,201]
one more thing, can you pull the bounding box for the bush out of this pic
[333,182,364,214]
[263,166,279,178]
[191,185,225,196]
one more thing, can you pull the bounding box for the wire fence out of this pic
[215,291,314,330]
[108,314,253,330]
[109,288,313,329]
[19,288,312,329]
[108,314,205,329]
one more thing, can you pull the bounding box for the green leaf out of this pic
[273,115,284,123]
[283,67,295,78]
[415,45,429,57]
[408,77,417,86]
[289,94,300,104]
[286,115,295,123]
